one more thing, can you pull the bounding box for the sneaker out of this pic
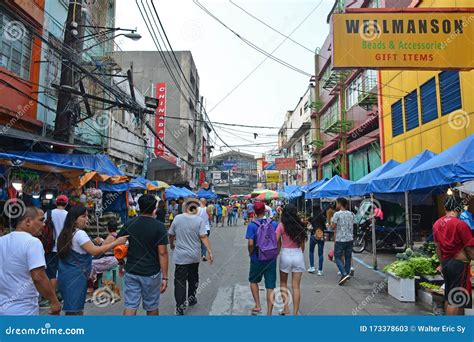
[307,267,315,273]
[202,256,207,262]
[176,308,184,316]
[338,274,351,286]
[337,271,341,275]
[350,268,355,276]
[188,298,197,306]
[317,270,323,276]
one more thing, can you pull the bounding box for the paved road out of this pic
[43,221,430,316]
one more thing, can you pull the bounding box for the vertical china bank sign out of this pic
[154,83,166,156]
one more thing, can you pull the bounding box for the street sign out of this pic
[154,83,167,156]
[275,158,296,170]
[265,171,280,183]
[333,11,474,70]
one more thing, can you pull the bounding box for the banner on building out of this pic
[154,83,167,156]
[333,11,474,69]
[212,172,221,181]
[265,171,280,183]
[275,158,296,170]
[223,160,238,171]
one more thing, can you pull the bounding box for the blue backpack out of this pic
[254,219,278,262]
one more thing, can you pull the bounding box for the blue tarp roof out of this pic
[179,187,197,198]
[196,189,218,200]
[301,179,328,198]
[0,151,123,176]
[399,134,474,191]
[283,185,302,198]
[129,176,150,189]
[368,150,436,193]
[98,182,130,192]
[348,160,400,196]
[165,186,196,200]
[307,175,354,199]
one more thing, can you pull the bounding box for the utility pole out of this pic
[54,0,85,151]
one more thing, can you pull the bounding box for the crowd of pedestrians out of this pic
[1,192,472,317]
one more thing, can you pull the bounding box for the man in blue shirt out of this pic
[245,201,278,315]
[215,202,222,227]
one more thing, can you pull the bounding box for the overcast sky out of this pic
[115,0,334,156]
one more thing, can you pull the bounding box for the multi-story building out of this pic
[311,0,387,182]
[113,51,204,185]
[278,87,314,185]
[210,151,258,195]
[379,0,474,164]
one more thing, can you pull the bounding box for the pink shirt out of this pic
[276,223,300,248]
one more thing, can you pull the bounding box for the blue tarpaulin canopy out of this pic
[368,150,436,193]
[399,135,474,191]
[165,186,190,200]
[98,182,130,192]
[301,179,328,199]
[179,187,197,198]
[348,160,400,196]
[196,189,218,200]
[0,151,123,176]
[307,175,354,199]
[129,176,150,189]
[283,185,303,198]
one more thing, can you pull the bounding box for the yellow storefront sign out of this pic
[333,11,474,69]
[265,171,280,183]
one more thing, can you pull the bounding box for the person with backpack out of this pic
[276,205,307,315]
[245,201,279,316]
[43,195,68,292]
[308,206,326,275]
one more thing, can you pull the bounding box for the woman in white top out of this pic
[57,205,128,315]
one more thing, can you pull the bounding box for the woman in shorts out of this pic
[276,204,307,315]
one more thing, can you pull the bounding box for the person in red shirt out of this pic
[433,196,474,316]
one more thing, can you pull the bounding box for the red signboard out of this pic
[275,158,296,170]
[154,83,167,156]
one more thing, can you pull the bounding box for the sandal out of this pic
[279,310,290,316]
[251,308,262,315]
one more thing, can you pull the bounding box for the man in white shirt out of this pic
[198,198,210,261]
[0,206,60,315]
[46,195,68,289]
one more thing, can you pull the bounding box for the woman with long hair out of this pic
[57,205,128,315]
[276,204,307,315]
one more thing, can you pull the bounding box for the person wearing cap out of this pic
[433,196,474,316]
[45,195,68,290]
[245,201,278,315]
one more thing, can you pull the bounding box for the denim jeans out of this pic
[201,230,210,257]
[334,240,353,277]
[227,212,233,226]
[309,235,325,271]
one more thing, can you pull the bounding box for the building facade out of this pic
[379,0,474,163]
[210,151,258,195]
[113,51,204,185]
[278,87,313,186]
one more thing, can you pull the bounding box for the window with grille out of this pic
[391,100,404,137]
[404,90,419,131]
[0,10,32,80]
[439,71,462,116]
[420,77,438,124]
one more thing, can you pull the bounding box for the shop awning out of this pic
[348,159,400,196]
[283,185,302,198]
[301,179,328,199]
[196,189,218,200]
[368,150,436,194]
[307,175,354,199]
[456,180,474,195]
[399,134,474,192]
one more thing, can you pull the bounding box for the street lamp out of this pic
[74,25,142,53]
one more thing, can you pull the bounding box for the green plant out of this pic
[383,260,416,279]
[420,282,441,292]
[409,257,437,275]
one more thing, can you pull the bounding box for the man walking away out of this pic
[169,199,213,315]
[118,195,169,316]
[245,202,279,315]
[46,195,68,290]
[0,207,60,315]
[433,196,474,316]
[198,198,211,261]
[331,198,354,286]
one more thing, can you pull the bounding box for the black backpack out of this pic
[39,210,55,254]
